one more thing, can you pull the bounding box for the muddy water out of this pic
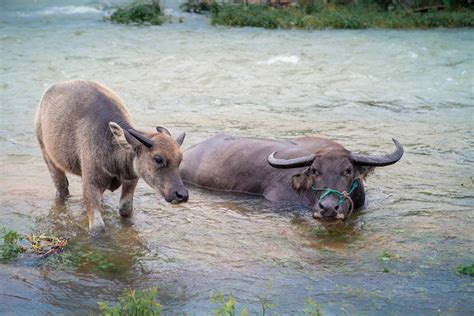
[1,1,473,314]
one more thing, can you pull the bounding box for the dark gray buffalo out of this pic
[36,80,188,235]
[180,135,403,221]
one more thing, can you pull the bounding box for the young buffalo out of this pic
[180,135,403,221]
[36,80,188,235]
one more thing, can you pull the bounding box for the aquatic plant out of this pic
[303,298,323,316]
[98,287,162,316]
[211,3,474,29]
[108,0,163,25]
[456,263,474,276]
[97,287,323,315]
[0,230,25,261]
[210,291,247,316]
[46,245,131,275]
[381,251,393,260]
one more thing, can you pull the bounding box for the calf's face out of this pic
[109,122,188,204]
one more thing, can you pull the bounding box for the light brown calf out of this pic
[36,80,188,235]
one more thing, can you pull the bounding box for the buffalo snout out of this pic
[166,188,189,204]
[313,196,346,220]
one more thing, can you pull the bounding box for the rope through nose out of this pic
[312,178,360,216]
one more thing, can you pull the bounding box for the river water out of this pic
[1,1,473,314]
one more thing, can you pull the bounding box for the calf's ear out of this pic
[176,132,185,146]
[109,122,133,151]
[291,167,313,191]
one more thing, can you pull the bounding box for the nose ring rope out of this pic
[311,178,360,217]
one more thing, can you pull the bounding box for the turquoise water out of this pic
[1,1,473,314]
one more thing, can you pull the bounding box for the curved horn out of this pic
[127,129,153,148]
[268,152,316,169]
[351,138,404,167]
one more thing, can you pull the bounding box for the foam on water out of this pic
[259,55,300,65]
[17,6,104,17]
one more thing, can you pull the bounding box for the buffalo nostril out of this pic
[175,190,189,203]
[318,202,324,209]
[335,204,339,211]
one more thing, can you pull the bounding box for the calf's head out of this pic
[109,122,188,204]
[268,139,403,221]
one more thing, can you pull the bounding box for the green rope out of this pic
[312,178,360,206]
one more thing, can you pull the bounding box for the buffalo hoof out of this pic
[119,201,133,218]
[89,217,106,236]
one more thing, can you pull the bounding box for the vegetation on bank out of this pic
[210,2,474,29]
[98,288,323,315]
[107,0,473,28]
[108,0,163,25]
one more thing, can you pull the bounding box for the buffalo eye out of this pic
[154,156,166,168]
[343,168,352,176]
[311,167,320,176]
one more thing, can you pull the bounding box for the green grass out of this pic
[108,0,164,25]
[303,297,323,316]
[210,291,245,316]
[99,288,323,315]
[456,263,474,276]
[211,3,474,29]
[98,287,162,316]
[0,230,25,261]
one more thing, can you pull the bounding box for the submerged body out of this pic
[36,80,188,234]
[180,135,403,220]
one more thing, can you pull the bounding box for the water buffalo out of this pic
[35,80,188,235]
[180,135,403,221]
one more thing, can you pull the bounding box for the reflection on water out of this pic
[0,0,473,315]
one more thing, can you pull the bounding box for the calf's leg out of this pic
[40,148,70,201]
[82,178,105,235]
[119,179,138,217]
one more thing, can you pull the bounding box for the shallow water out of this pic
[1,1,473,314]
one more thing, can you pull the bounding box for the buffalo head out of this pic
[268,139,403,221]
[109,122,188,204]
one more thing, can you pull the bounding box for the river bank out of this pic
[108,0,474,29]
[210,3,474,29]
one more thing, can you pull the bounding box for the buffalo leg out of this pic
[82,179,105,235]
[41,151,70,201]
[119,179,138,217]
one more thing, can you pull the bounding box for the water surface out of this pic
[1,1,473,314]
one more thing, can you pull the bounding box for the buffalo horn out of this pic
[268,152,316,169]
[351,138,404,167]
[127,129,154,148]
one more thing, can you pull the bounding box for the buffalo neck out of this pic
[112,150,138,181]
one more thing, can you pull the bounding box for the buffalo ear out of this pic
[291,168,313,191]
[109,122,134,151]
[355,165,374,180]
[156,126,171,136]
[176,132,185,146]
